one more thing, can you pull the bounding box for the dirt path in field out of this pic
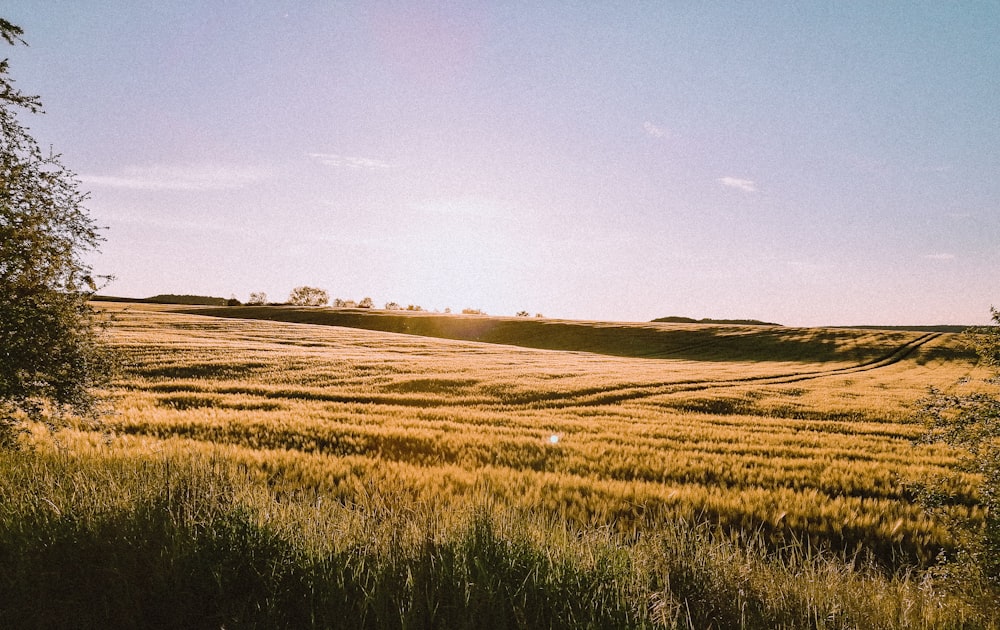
[130,307,951,412]
[532,332,943,408]
[141,330,944,411]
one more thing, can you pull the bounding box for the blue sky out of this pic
[5,2,998,325]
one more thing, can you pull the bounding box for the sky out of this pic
[4,1,999,326]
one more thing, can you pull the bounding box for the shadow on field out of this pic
[136,361,268,380]
[185,307,968,365]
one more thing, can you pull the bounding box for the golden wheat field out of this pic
[39,303,987,566]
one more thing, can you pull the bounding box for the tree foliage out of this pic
[0,20,112,445]
[246,292,267,306]
[917,308,1000,591]
[287,286,328,307]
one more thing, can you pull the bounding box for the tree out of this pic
[357,297,373,309]
[0,20,112,446]
[917,308,1000,592]
[516,311,530,317]
[287,286,328,306]
[247,291,267,305]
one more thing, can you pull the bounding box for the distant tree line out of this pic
[652,316,780,326]
[384,303,426,312]
[254,286,523,317]
[95,285,540,318]
[148,294,229,306]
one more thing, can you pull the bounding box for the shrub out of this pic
[288,286,329,307]
[916,308,1000,599]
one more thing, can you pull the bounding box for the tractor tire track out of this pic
[530,332,942,409]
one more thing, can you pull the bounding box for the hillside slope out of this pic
[182,306,970,365]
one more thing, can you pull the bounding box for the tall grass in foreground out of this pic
[0,448,992,629]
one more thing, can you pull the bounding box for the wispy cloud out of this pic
[924,253,955,261]
[80,164,268,191]
[308,153,393,169]
[718,177,757,193]
[110,213,239,234]
[643,121,667,138]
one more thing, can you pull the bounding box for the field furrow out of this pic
[49,304,987,568]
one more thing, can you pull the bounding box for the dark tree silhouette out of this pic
[0,19,113,446]
[287,286,329,306]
